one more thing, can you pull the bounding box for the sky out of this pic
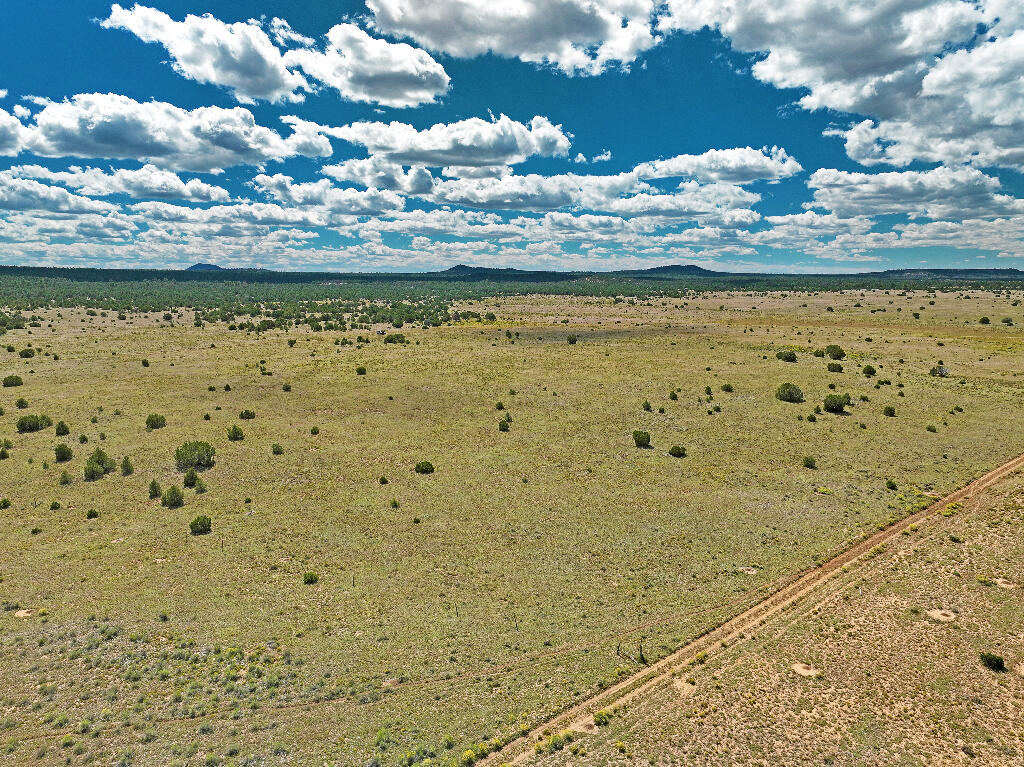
[0,1,1022,273]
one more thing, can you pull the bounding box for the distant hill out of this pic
[186,263,224,271]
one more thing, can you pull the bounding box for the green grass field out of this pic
[2,288,1024,766]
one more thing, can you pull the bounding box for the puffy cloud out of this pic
[22,93,331,172]
[367,0,659,75]
[11,164,230,201]
[321,157,434,195]
[102,5,449,108]
[0,172,116,213]
[326,114,571,168]
[282,23,450,108]
[661,1,1024,169]
[102,4,307,103]
[807,167,1024,221]
[251,173,405,214]
[0,108,26,155]
[636,146,801,184]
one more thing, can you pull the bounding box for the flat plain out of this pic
[2,287,1024,766]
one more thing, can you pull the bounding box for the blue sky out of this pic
[0,1,1021,272]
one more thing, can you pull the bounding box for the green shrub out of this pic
[668,445,686,458]
[642,400,652,412]
[18,348,34,358]
[121,456,133,476]
[189,515,211,535]
[145,414,166,430]
[0,498,9,509]
[86,509,98,520]
[802,456,816,469]
[886,479,897,490]
[282,383,292,392]
[15,397,28,409]
[979,316,990,325]
[161,486,185,509]
[183,468,198,488]
[414,461,435,474]
[775,382,804,403]
[302,572,319,585]
[721,383,734,392]
[668,390,678,400]
[226,425,244,441]
[83,448,115,481]
[883,405,896,417]
[59,470,72,486]
[356,366,367,375]
[498,420,510,432]
[239,409,256,420]
[827,362,843,373]
[567,335,577,345]
[824,344,845,360]
[310,425,320,435]
[149,479,162,499]
[54,444,72,463]
[271,443,284,455]
[823,393,850,414]
[593,709,612,727]
[632,430,651,448]
[141,359,149,367]
[16,414,52,433]
[2,375,22,387]
[55,421,70,436]
[979,652,1006,672]
[862,364,876,377]
[776,349,797,362]
[175,441,216,470]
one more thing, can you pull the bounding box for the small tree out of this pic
[668,445,686,458]
[776,349,797,362]
[189,515,211,535]
[271,443,284,455]
[802,456,816,469]
[59,470,72,485]
[227,424,244,441]
[161,485,185,508]
[54,444,73,463]
[149,479,162,499]
[824,344,846,360]
[775,382,804,403]
[2,374,23,387]
[175,441,216,470]
[121,456,134,476]
[632,430,651,448]
[183,467,199,488]
[356,366,367,375]
[145,414,166,429]
[567,335,577,345]
[642,400,652,412]
[239,409,256,420]
[862,364,876,377]
[55,420,70,436]
[414,461,435,474]
[827,362,843,373]
[883,405,896,417]
[823,393,850,414]
[16,414,52,433]
[303,572,319,585]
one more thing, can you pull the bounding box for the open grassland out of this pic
[526,463,1024,767]
[1,288,1024,766]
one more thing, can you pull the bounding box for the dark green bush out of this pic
[121,456,133,476]
[227,425,244,441]
[282,383,292,392]
[145,414,166,430]
[827,362,843,373]
[668,445,686,458]
[15,397,28,409]
[239,409,256,420]
[83,448,115,481]
[2,374,22,387]
[862,364,876,377]
[721,383,734,392]
[86,509,98,519]
[498,420,510,432]
[775,382,804,403]
[59,470,72,486]
[161,485,185,509]
[414,461,435,474]
[823,393,850,414]
[18,348,34,358]
[16,414,52,433]
[175,441,216,470]
[802,456,816,469]
[642,400,652,412]
[141,359,149,367]
[632,430,651,448]
[824,344,845,360]
[980,652,1006,672]
[54,444,72,463]
[149,479,162,499]
[883,405,896,417]
[979,316,990,325]
[303,572,319,585]
[776,349,797,362]
[310,426,320,435]
[55,420,69,436]
[189,515,211,535]
[271,443,284,455]
[567,335,577,345]
[356,366,367,375]
[183,468,198,488]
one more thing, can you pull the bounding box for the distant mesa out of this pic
[186,263,224,271]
